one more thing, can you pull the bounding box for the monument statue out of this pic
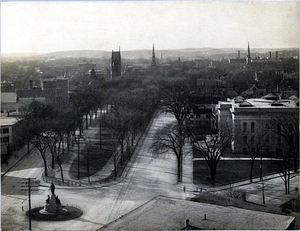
[46,195,50,204]
[50,183,55,195]
[40,184,67,215]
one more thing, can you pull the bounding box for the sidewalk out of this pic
[1,143,34,178]
[2,117,299,212]
[42,125,116,187]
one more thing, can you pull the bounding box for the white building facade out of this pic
[216,97,299,155]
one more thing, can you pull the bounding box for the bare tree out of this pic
[22,101,56,177]
[102,106,132,176]
[191,129,232,186]
[160,78,193,182]
[151,121,189,182]
[237,130,268,183]
[268,114,299,173]
[272,150,297,194]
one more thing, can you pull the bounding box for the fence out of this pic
[42,113,154,187]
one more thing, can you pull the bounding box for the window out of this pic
[265,148,269,154]
[243,148,247,153]
[2,137,9,143]
[251,122,255,133]
[243,122,247,133]
[206,114,211,119]
[2,128,9,134]
[251,148,255,153]
[243,136,247,144]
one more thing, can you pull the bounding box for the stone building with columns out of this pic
[216,95,299,155]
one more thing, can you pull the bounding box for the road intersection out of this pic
[1,112,299,230]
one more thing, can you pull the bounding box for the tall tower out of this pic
[247,42,251,65]
[152,44,156,66]
[111,46,121,78]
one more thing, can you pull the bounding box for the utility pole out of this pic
[78,135,80,179]
[99,118,102,149]
[21,178,38,230]
[28,178,31,230]
[262,182,265,204]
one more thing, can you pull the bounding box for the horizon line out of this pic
[2,46,299,56]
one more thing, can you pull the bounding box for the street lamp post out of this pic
[75,130,80,180]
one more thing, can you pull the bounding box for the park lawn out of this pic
[193,159,278,186]
[69,141,117,179]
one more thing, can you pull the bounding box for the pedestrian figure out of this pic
[22,202,24,211]
[5,160,8,166]
[186,219,190,229]
[183,185,186,193]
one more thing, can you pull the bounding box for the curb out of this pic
[38,112,159,190]
[1,146,35,178]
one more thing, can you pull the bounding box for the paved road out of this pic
[2,112,299,230]
[1,112,195,230]
[104,112,194,223]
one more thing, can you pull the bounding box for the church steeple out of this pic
[247,42,251,65]
[152,43,156,66]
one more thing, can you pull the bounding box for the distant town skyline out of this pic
[1,1,299,55]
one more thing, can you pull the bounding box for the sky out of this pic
[1,1,299,54]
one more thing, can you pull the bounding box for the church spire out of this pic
[247,42,251,65]
[152,43,156,66]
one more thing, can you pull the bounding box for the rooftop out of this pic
[1,92,17,103]
[101,196,295,230]
[233,98,298,109]
[0,116,20,127]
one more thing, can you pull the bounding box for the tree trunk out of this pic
[58,139,64,183]
[86,114,88,129]
[120,141,124,166]
[179,148,183,183]
[177,155,181,182]
[90,112,93,125]
[58,163,64,183]
[250,161,254,183]
[210,162,217,186]
[114,155,117,177]
[43,157,48,177]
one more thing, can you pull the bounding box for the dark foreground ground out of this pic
[193,159,280,186]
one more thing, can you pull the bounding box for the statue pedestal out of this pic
[39,195,67,215]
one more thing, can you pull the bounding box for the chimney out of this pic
[29,80,33,89]
[276,51,278,60]
[269,52,272,60]
[238,51,240,59]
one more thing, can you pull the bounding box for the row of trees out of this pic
[151,78,298,190]
[20,101,79,182]
[19,74,162,181]
[17,70,298,192]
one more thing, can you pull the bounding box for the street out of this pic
[1,112,195,230]
[1,112,299,230]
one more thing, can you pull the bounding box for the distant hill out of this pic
[2,47,298,61]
